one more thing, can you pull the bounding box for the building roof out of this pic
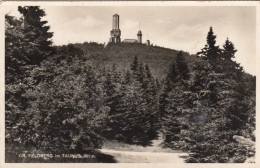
[122,39,138,43]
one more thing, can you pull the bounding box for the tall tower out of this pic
[110,14,121,43]
[137,22,142,43]
[137,30,142,43]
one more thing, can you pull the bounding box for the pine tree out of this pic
[186,37,255,162]
[143,64,160,140]
[185,61,234,162]
[18,6,53,65]
[113,69,148,144]
[197,27,221,65]
[222,38,242,73]
[176,51,190,81]
[159,61,178,125]
[161,52,191,148]
[129,59,154,145]
[223,38,237,60]
[131,56,139,72]
[103,65,124,139]
[220,39,250,131]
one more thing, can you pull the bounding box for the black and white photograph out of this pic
[2,1,257,165]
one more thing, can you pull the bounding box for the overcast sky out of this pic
[7,6,256,75]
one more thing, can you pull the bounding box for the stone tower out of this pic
[137,30,142,43]
[110,14,121,43]
[146,40,150,46]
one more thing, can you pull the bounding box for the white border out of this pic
[0,1,259,168]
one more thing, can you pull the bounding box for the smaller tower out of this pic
[137,30,142,43]
[146,34,150,46]
[146,40,150,46]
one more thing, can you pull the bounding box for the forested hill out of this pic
[6,6,255,163]
[72,42,203,80]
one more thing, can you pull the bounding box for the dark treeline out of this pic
[5,7,255,163]
[160,27,255,162]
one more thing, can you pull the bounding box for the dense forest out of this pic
[5,6,255,163]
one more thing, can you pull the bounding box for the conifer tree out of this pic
[223,38,237,60]
[220,39,250,131]
[221,38,242,73]
[161,52,191,147]
[143,64,160,140]
[159,61,178,124]
[131,56,139,73]
[18,6,53,64]
[176,51,190,81]
[197,27,221,65]
[5,9,54,155]
[186,35,255,162]
[103,65,124,139]
[114,69,148,144]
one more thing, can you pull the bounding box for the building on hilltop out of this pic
[122,30,142,43]
[110,14,121,43]
[109,14,149,45]
[122,39,138,43]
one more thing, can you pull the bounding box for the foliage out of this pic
[161,27,256,163]
[6,7,54,153]
[197,27,221,65]
[160,51,191,148]
[5,7,109,162]
[5,7,255,163]
[18,6,54,64]
[103,57,160,145]
[74,42,200,81]
[159,27,255,163]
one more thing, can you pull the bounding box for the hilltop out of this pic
[72,42,203,80]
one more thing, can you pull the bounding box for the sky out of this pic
[7,6,256,75]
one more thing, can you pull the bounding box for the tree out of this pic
[223,38,237,60]
[5,14,35,156]
[18,6,54,65]
[185,36,255,162]
[176,51,190,81]
[185,61,237,162]
[161,52,191,148]
[102,65,124,139]
[11,45,109,155]
[221,38,242,73]
[131,56,139,72]
[159,61,178,123]
[143,64,160,140]
[5,15,27,84]
[6,7,54,144]
[220,39,251,131]
[197,27,221,65]
[111,68,148,144]
[106,58,160,145]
